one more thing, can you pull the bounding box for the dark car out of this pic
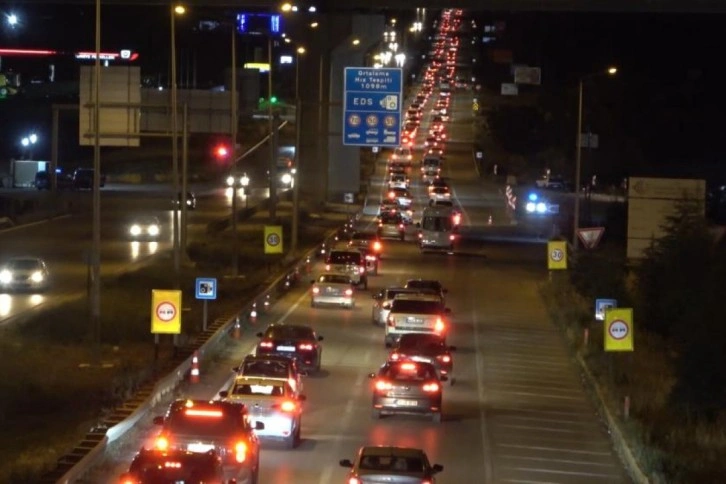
[377,211,406,241]
[255,324,324,373]
[34,171,50,190]
[72,168,106,190]
[340,446,444,484]
[174,191,197,210]
[348,231,383,275]
[150,399,262,483]
[369,361,445,422]
[119,448,234,484]
[388,333,456,384]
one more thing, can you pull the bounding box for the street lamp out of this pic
[20,133,38,160]
[170,3,186,277]
[6,13,18,27]
[573,66,618,250]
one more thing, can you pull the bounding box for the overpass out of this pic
[15,0,726,13]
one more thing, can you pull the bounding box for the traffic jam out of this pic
[119,9,464,484]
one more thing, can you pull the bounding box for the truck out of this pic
[11,160,48,188]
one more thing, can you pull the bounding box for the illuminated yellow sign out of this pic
[604,308,634,352]
[547,240,567,270]
[151,289,182,334]
[264,225,283,254]
[244,62,270,72]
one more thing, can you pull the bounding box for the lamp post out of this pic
[573,66,617,250]
[240,174,250,209]
[291,46,305,255]
[230,25,239,276]
[170,4,185,278]
[20,133,38,160]
[295,46,305,102]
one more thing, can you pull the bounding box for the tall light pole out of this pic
[267,35,277,221]
[291,46,305,255]
[91,0,102,362]
[573,66,617,250]
[171,3,185,277]
[231,26,239,276]
[295,46,305,102]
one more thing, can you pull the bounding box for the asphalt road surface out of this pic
[79,69,630,483]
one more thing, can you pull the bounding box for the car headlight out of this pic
[0,270,11,283]
[536,202,547,213]
[525,202,536,213]
[30,271,44,283]
[291,168,297,175]
[281,173,293,185]
[148,225,160,236]
[226,176,235,187]
[130,225,141,236]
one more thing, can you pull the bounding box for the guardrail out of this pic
[47,222,345,483]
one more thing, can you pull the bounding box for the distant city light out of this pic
[173,5,186,15]
[352,39,360,46]
[310,22,318,28]
[7,13,18,27]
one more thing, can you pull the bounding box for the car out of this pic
[325,249,367,288]
[34,170,50,190]
[340,446,444,483]
[404,279,448,303]
[173,191,197,210]
[424,136,440,149]
[219,376,305,449]
[128,215,161,239]
[388,333,456,383]
[428,186,451,204]
[371,287,433,326]
[255,324,324,373]
[150,399,262,483]
[233,354,306,396]
[119,448,234,484]
[430,199,462,225]
[0,256,50,292]
[72,168,106,190]
[310,273,355,309]
[387,173,409,190]
[368,361,446,422]
[427,177,449,191]
[377,211,406,241]
[387,188,412,208]
[391,146,413,165]
[384,293,450,347]
[347,231,383,275]
[387,161,408,176]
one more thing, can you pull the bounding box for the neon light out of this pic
[244,62,270,72]
[0,48,57,56]
[76,51,119,60]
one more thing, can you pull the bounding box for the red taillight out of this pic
[453,214,461,225]
[373,241,382,252]
[390,352,400,361]
[280,400,297,412]
[312,287,320,294]
[359,266,365,274]
[423,382,441,393]
[234,441,247,463]
[155,436,169,451]
[259,341,274,348]
[375,380,393,391]
[435,318,446,333]
[400,362,417,371]
[378,222,383,227]
[325,264,331,271]
[299,343,314,351]
[388,191,395,199]
[399,224,404,229]
[349,477,361,484]
[418,232,423,238]
[438,354,451,363]
[449,234,455,241]
[120,478,136,484]
[345,288,353,296]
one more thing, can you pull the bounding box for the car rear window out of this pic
[328,252,362,264]
[318,274,351,284]
[390,299,442,314]
[386,362,437,381]
[266,325,314,340]
[242,360,289,378]
[359,455,425,473]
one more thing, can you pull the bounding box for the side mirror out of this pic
[219,390,229,398]
[318,335,324,341]
[254,421,265,430]
[339,459,354,468]
[152,416,164,425]
[432,464,444,473]
[440,375,449,382]
[255,332,263,338]
[448,345,457,352]
[368,373,377,379]
[298,394,307,401]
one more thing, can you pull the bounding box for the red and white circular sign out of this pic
[608,319,629,340]
[156,301,177,322]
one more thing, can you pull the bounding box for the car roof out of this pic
[360,446,426,458]
[406,279,443,288]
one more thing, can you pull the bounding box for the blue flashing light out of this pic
[528,193,538,202]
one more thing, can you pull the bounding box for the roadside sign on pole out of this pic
[151,289,182,334]
[547,240,567,270]
[264,225,283,254]
[195,277,217,300]
[604,307,634,352]
[343,67,402,147]
[577,227,605,249]
[595,298,618,321]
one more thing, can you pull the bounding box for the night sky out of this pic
[1,5,725,179]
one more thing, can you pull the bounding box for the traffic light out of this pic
[270,96,278,104]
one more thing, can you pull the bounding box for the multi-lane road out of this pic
[77,66,631,483]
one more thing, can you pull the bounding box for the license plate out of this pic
[396,399,418,406]
[406,317,424,324]
[188,443,214,453]
[277,346,296,352]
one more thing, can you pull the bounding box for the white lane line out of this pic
[318,350,371,484]
[499,454,617,468]
[503,480,558,484]
[497,423,592,434]
[472,307,494,483]
[503,466,621,479]
[498,443,612,456]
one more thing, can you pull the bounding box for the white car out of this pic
[429,186,451,204]
[387,188,413,208]
[0,257,50,292]
[391,147,413,165]
[128,216,161,239]
[388,173,409,190]
[310,273,355,308]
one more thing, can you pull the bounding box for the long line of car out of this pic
[117,8,465,484]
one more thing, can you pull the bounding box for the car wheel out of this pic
[432,412,442,423]
[371,408,382,419]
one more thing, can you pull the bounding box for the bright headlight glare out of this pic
[130,225,141,235]
[281,173,293,184]
[525,202,535,213]
[30,271,44,283]
[148,225,160,236]
[536,202,547,213]
[291,168,297,174]
[0,270,11,283]
[226,176,235,186]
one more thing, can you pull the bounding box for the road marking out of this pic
[472,308,494,483]
[0,213,71,233]
[499,454,617,468]
[497,443,611,456]
[503,467,620,478]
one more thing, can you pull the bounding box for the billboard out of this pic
[236,13,282,35]
[627,177,705,259]
[514,66,542,85]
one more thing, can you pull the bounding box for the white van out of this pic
[417,206,457,252]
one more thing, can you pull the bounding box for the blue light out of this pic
[528,193,538,202]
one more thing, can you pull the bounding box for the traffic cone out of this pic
[190,351,200,384]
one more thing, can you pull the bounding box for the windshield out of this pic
[7,259,41,270]
[359,455,425,473]
[266,325,315,340]
[318,274,351,284]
